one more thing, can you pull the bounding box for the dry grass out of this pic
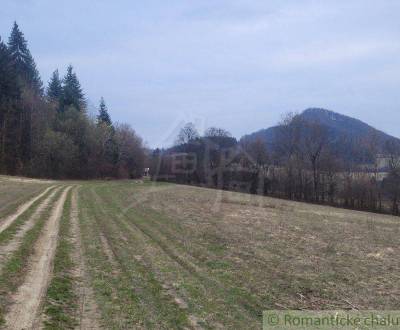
[134,184,400,309]
[0,176,52,218]
[1,177,399,329]
[77,181,400,328]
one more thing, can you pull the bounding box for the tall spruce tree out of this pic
[0,37,19,101]
[0,36,20,173]
[7,22,42,94]
[97,97,112,126]
[61,65,85,111]
[7,22,44,171]
[46,69,62,102]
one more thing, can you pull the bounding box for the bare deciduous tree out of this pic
[175,122,199,145]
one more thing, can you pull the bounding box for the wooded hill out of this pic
[241,108,400,164]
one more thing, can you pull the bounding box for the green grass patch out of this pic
[78,185,190,329]
[205,260,231,270]
[93,185,264,328]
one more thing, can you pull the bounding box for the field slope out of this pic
[0,177,399,329]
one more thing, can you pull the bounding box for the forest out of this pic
[0,22,145,179]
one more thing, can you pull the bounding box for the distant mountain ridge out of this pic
[241,108,399,161]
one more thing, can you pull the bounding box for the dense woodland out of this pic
[0,22,145,179]
[150,117,400,216]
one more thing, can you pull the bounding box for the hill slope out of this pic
[241,108,399,160]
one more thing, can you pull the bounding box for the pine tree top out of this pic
[7,22,29,63]
[46,69,62,101]
[7,21,43,94]
[62,65,85,111]
[97,97,112,126]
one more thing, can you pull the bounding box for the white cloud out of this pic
[271,39,400,68]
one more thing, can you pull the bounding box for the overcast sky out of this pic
[1,0,399,147]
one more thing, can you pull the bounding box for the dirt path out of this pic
[70,187,102,330]
[0,187,61,271]
[0,186,56,234]
[3,186,72,330]
[0,176,55,184]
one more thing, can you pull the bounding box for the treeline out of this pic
[150,117,400,216]
[0,22,145,179]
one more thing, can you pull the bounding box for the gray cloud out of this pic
[1,0,399,147]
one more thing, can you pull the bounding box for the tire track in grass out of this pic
[93,184,255,329]
[132,194,301,306]
[86,187,190,329]
[130,210,263,325]
[0,186,56,234]
[127,205,267,309]
[87,190,157,328]
[100,208,204,328]
[96,186,262,328]
[91,188,221,329]
[78,187,146,329]
[0,187,61,270]
[3,186,72,330]
[69,187,102,330]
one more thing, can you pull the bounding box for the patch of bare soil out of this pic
[0,187,61,271]
[0,186,56,234]
[70,187,102,330]
[3,186,72,330]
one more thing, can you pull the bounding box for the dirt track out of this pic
[4,186,71,330]
[0,187,61,271]
[0,186,55,234]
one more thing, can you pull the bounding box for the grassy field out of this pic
[0,176,399,329]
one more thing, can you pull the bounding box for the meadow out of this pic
[0,176,399,329]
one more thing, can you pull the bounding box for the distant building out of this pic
[143,167,150,176]
[376,154,400,171]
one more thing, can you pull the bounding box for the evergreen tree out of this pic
[97,97,112,126]
[61,65,85,111]
[46,69,62,102]
[1,23,147,179]
[7,22,42,93]
[96,97,117,176]
[7,23,43,168]
[0,37,19,101]
[0,36,20,173]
